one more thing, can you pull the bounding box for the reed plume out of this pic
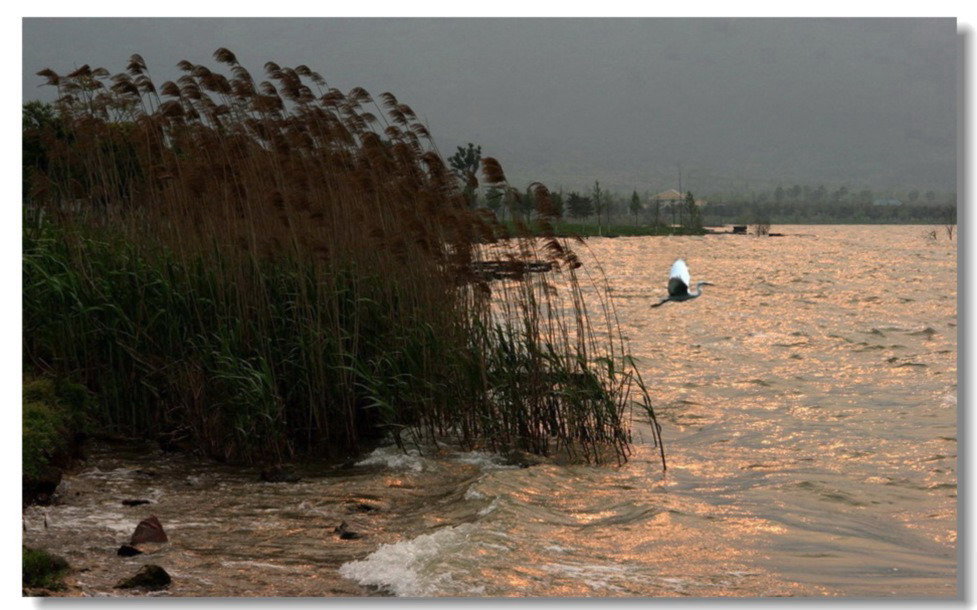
[23,50,663,467]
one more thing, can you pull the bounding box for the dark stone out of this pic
[122,499,151,507]
[114,564,171,590]
[133,469,158,478]
[157,431,193,454]
[130,516,168,545]
[334,521,364,540]
[504,449,545,469]
[344,502,380,513]
[117,545,143,557]
[260,466,301,483]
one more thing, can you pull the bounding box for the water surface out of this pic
[24,225,957,597]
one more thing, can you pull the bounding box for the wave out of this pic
[338,524,477,596]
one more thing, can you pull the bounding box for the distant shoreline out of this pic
[506,221,954,239]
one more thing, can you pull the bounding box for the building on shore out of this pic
[873,198,903,207]
[650,189,707,226]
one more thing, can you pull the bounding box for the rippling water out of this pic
[23,226,956,597]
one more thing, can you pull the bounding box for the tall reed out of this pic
[23,50,664,466]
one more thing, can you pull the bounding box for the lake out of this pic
[23,225,957,597]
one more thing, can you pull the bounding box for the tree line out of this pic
[442,143,956,226]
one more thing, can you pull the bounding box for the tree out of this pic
[908,189,920,204]
[23,101,65,202]
[683,191,703,231]
[774,186,785,204]
[592,180,604,235]
[790,184,802,202]
[813,185,827,203]
[447,143,481,208]
[629,190,642,225]
[485,187,504,220]
[518,186,536,219]
[550,191,565,221]
[604,191,619,221]
[925,190,936,205]
[566,191,593,219]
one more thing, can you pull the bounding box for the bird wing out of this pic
[668,259,690,296]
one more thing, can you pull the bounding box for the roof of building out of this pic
[653,189,685,201]
[651,189,706,205]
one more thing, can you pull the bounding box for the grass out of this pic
[23,50,664,467]
[22,376,89,481]
[23,547,70,591]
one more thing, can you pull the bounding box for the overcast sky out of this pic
[22,18,957,196]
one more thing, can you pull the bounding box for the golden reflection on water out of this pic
[578,225,956,596]
[23,226,955,597]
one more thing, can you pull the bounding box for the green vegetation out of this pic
[448,143,482,208]
[701,199,956,225]
[681,191,704,232]
[22,376,89,481]
[472,180,956,227]
[699,184,956,225]
[23,547,70,591]
[23,51,663,466]
[23,395,64,482]
[505,221,707,238]
[629,191,641,225]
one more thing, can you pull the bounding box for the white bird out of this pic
[651,259,713,308]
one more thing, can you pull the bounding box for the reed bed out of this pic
[23,50,664,466]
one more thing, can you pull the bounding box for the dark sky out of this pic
[22,18,957,195]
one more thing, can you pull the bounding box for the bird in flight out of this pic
[651,259,714,308]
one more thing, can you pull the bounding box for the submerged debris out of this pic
[115,564,171,590]
[260,466,301,483]
[344,501,381,513]
[334,521,364,540]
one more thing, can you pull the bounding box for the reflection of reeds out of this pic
[23,50,663,467]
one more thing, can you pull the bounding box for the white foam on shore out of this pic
[338,524,475,596]
[453,451,517,470]
[355,445,516,473]
[355,446,427,472]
